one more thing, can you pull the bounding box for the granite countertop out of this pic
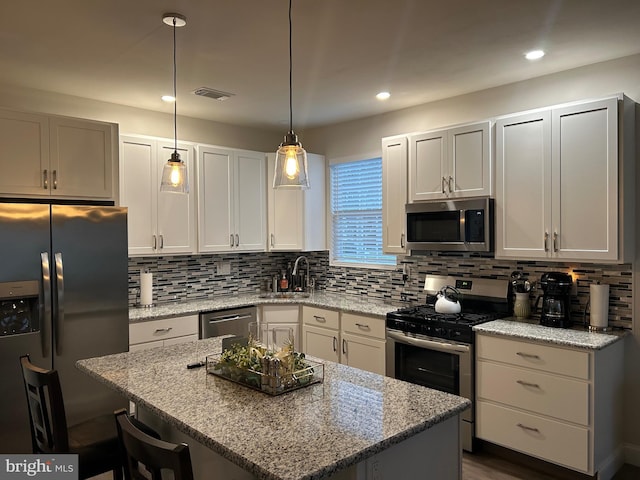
[129,291,400,322]
[473,319,627,350]
[77,337,470,480]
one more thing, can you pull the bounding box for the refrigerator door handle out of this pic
[54,252,65,356]
[40,252,52,358]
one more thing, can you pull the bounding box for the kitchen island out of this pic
[77,336,470,480]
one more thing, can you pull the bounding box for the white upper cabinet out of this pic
[496,96,632,263]
[0,109,116,199]
[197,145,266,253]
[266,152,326,251]
[381,135,407,254]
[409,121,491,201]
[120,135,196,256]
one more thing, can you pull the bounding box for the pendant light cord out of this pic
[173,17,178,154]
[288,0,293,134]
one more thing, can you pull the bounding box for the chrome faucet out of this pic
[292,255,311,291]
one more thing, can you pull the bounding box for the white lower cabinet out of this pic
[129,315,199,352]
[301,306,385,375]
[259,305,300,351]
[476,333,624,479]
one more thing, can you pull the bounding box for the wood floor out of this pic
[463,448,640,480]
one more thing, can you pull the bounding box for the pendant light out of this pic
[160,13,189,194]
[273,0,309,189]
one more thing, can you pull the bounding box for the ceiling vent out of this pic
[192,87,234,101]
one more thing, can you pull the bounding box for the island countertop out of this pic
[77,337,470,480]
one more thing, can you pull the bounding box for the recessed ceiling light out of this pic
[161,95,176,102]
[525,50,545,61]
[376,91,391,100]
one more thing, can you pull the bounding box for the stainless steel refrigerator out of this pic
[0,202,129,453]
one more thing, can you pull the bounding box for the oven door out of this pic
[386,329,474,451]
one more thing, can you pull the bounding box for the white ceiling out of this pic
[2,0,640,130]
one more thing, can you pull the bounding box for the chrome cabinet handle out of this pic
[516,380,540,389]
[333,336,338,352]
[153,235,157,249]
[313,315,326,323]
[159,235,164,249]
[342,339,347,355]
[43,169,48,189]
[448,176,453,193]
[155,327,173,333]
[544,232,549,252]
[52,170,57,189]
[517,423,540,433]
[235,234,239,247]
[516,352,541,360]
[441,176,446,194]
[230,234,234,247]
[270,234,275,247]
[553,231,558,252]
[355,323,370,330]
[400,233,405,248]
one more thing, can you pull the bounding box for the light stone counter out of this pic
[473,319,627,350]
[77,336,470,480]
[129,292,400,323]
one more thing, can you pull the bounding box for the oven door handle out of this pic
[386,330,470,354]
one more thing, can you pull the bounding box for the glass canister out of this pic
[514,292,531,319]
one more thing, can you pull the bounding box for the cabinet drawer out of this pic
[477,401,589,473]
[341,313,385,340]
[477,361,589,426]
[477,334,590,380]
[129,315,199,345]
[302,306,339,330]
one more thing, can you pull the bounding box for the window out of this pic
[330,157,396,267]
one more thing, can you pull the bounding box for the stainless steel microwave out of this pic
[405,197,493,252]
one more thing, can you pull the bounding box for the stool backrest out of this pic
[19,354,70,453]
[114,409,194,480]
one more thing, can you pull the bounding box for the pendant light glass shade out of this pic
[160,151,189,193]
[160,13,189,194]
[274,131,309,188]
[273,0,310,189]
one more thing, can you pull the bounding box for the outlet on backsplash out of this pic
[216,262,231,275]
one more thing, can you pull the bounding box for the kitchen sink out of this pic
[258,292,311,299]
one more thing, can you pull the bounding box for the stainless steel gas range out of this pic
[386,275,509,452]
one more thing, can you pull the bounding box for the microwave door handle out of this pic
[460,209,466,244]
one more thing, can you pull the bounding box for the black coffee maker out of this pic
[537,272,573,328]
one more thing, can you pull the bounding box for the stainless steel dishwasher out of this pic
[199,306,257,339]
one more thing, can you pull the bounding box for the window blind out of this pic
[330,158,396,266]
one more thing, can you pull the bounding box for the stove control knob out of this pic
[434,327,446,336]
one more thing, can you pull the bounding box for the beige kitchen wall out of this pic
[0,82,280,152]
[304,52,640,465]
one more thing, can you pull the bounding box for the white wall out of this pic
[305,53,640,463]
[0,82,280,152]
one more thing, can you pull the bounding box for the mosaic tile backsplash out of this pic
[129,251,632,329]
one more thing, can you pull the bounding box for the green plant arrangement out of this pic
[206,336,323,395]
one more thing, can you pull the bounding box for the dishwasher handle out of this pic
[206,314,253,324]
